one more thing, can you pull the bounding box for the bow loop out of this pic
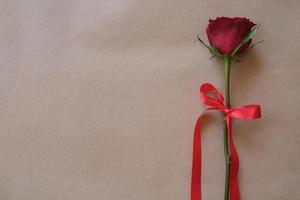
[200,83,224,107]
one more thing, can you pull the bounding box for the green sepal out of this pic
[209,55,216,60]
[230,24,260,57]
[197,35,211,50]
[197,35,224,59]
[210,47,223,58]
[237,40,264,58]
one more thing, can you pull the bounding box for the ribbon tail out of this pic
[191,116,202,200]
[226,117,240,200]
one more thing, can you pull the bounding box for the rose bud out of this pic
[204,17,257,56]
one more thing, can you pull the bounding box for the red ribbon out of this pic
[191,83,261,200]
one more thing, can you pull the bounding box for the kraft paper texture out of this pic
[0,0,299,199]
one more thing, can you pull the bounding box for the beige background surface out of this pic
[0,0,300,199]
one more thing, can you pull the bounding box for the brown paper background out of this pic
[0,0,299,199]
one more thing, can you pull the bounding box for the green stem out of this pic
[224,56,231,200]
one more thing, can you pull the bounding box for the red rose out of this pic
[206,17,256,55]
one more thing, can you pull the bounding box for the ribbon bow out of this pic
[191,83,261,200]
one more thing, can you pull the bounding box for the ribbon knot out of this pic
[223,107,231,115]
[191,83,261,200]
